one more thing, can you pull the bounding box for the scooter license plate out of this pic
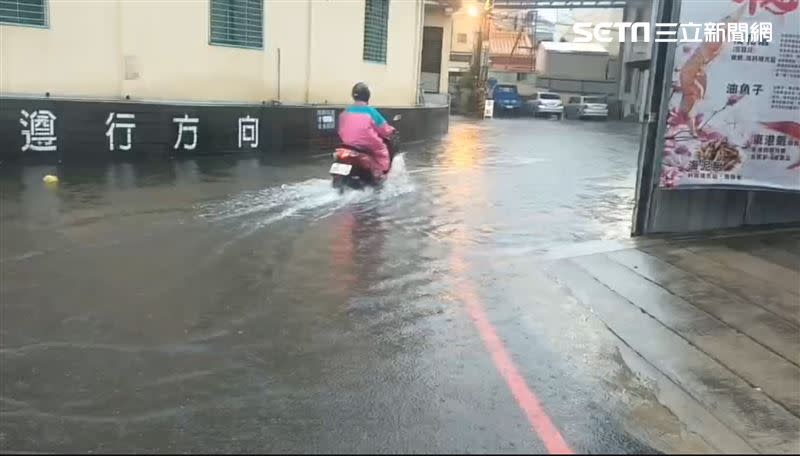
[329,163,352,176]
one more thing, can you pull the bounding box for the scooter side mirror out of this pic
[392,114,402,121]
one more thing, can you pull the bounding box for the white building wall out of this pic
[538,51,611,81]
[1,0,425,106]
[618,0,655,120]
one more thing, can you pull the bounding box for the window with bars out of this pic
[362,0,389,63]
[0,0,47,27]
[210,0,263,49]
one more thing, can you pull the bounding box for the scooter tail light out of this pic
[334,148,351,160]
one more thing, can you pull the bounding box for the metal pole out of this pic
[305,0,312,104]
[476,3,492,117]
[631,0,679,236]
[277,47,281,102]
[472,18,484,116]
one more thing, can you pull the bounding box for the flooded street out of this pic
[1,117,676,453]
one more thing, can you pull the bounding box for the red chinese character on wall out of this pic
[734,0,799,15]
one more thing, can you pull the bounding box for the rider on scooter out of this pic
[337,82,396,180]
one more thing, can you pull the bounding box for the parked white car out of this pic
[526,92,564,119]
[564,95,609,120]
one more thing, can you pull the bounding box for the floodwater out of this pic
[0,117,671,453]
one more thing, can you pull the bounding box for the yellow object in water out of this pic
[42,174,59,184]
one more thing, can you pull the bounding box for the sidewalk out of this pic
[543,228,800,454]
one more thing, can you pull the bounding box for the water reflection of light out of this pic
[440,124,573,455]
[435,122,489,246]
[442,123,482,170]
[329,211,358,296]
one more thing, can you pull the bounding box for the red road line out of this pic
[453,258,573,455]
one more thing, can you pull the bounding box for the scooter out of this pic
[330,115,401,192]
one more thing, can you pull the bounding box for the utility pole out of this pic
[530,10,538,71]
[475,0,493,117]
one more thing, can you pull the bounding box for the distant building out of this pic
[442,3,481,110]
[532,16,556,45]
[617,0,655,121]
[535,41,617,100]
[489,29,534,73]
[448,5,480,75]
[421,1,456,104]
[488,29,536,95]
[536,41,611,80]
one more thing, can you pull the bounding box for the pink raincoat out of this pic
[337,102,396,176]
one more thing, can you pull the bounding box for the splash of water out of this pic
[380,154,414,199]
[198,179,344,221]
[199,153,415,249]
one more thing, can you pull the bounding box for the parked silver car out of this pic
[526,92,564,119]
[564,95,609,120]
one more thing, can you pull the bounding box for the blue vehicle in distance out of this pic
[491,84,523,116]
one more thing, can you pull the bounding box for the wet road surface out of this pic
[0,117,684,453]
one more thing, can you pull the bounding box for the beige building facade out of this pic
[0,0,426,106]
[420,7,452,96]
[447,6,480,73]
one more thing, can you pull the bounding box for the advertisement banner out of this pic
[660,0,800,191]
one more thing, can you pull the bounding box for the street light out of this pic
[467,4,480,16]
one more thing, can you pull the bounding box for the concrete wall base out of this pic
[1,98,449,165]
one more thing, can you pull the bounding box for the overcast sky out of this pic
[538,9,558,21]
